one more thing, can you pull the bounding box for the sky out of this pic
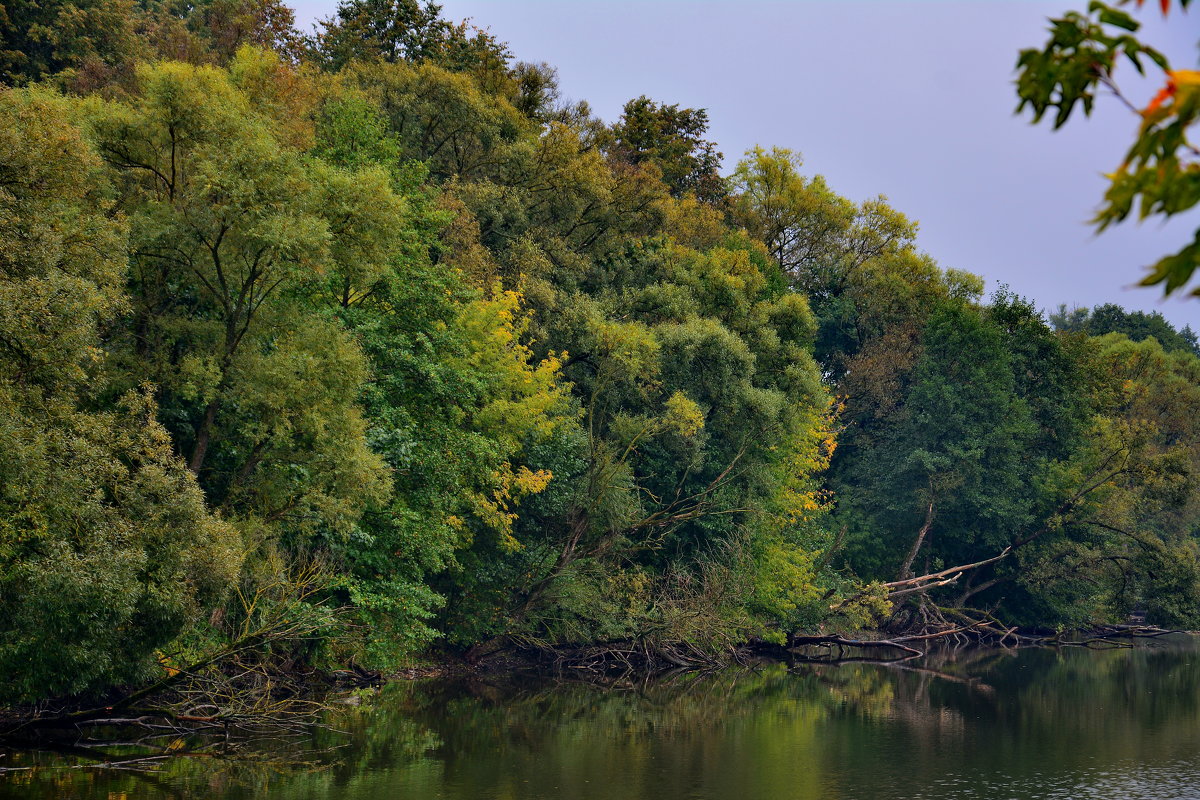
[289,0,1199,328]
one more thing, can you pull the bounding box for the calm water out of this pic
[4,639,1200,799]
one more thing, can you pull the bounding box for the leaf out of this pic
[1171,69,1200,88]
[1096,4,1141,30]
[1140,237,1200,293]
[1142,82,1175,117]
[1145,47,1170,70]
[1125,50,1145,75]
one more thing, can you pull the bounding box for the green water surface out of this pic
[3,640,1199,799]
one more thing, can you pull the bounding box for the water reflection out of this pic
[4,638,1198,800]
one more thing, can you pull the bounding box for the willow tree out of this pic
[90,58,394,547]
[0,88,241,702]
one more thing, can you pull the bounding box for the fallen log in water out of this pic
[786,634,923,658]
[776,608,1193,662]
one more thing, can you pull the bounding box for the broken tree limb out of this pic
[887,573,965,599]
[883,547,1013,594]
[828,547,1015,614]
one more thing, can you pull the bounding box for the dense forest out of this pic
[2,0,1199,706]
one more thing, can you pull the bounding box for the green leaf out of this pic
[1095,4,1140,32]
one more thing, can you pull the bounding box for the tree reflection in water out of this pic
[3,638,1199,800]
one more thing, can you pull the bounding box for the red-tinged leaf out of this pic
[1143,79,1176,116]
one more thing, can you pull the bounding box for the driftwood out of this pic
[467,612,1195,681]
[516,636,727,675]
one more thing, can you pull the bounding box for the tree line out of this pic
[1,0,1198,704]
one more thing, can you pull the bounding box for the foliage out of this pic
[2,0,1199,708]
[0,88,241,702]
[0,0,139,86]
[609,96,726,204]
[1049,301,1199,355]
[1016,0,1200,294]
[90,61,392,546]
[313,0,510,74]
[841,298,1054,576]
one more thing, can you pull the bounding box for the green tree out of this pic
[91,59,391,543]
[468,233,832,648]
[609,96,726,204]
[728,145,981,380]
[0,88,241,702]
[1049,302,1199,355]
[0,0,140,86]
[304,90,579,664]
[339,59,532,181]
[841,300,1040,579]
[131,0,305,68]
[314,0,510,74]
[1013,332,1200,626]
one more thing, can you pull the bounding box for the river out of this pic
[3,638,1199,799]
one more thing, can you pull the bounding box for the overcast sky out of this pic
[290,0,1198,328]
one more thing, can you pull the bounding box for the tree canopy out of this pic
[0,0,1197,704]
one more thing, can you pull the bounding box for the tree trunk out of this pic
[898,499,935,580]
[188,398,220,474]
